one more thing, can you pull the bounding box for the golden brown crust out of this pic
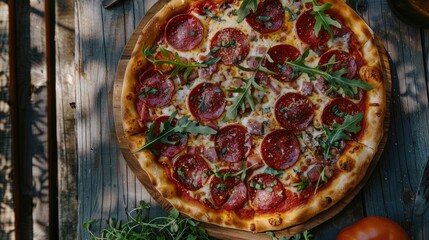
[120,0,387,233]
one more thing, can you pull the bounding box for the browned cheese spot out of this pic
[338,157,355,172]
[359,66,382,83]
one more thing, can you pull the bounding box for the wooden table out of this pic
[74,0,429,239]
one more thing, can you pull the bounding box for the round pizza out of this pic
[120,0,386,232]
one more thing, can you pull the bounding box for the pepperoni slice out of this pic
[215,125,250,163]
[151,116,188,158]
[165,14,204,51]
[274,92,314,131]
[296,10,330,47]
[173,154,210,190]
[245,0,284,33]
[136,70,174,108]
[248,173,285,211]
[210,169,247,209]
[261,130,300,170]
[321,98,360,126]
[318,50,357,79]
[264,44,301,82]
[188,82,226,121]
[210,28,250,66]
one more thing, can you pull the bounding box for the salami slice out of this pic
[321,98,360,126]
[261,130,300,170]
[248,173,285,211]
[188,82,226,121]
[152,116,188,158]
[245,0,284,33]
[210,28,250,66]
[318,50,357,79]
[173,154,210,190]
[136,70,174,108]
[274,92,314,131]
[215,125,250,163]
[296,10,330,47]
[165,14,204,51]
[264,44,301,82]
[210,169,247,209]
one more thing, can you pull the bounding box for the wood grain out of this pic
[112,2,391,239]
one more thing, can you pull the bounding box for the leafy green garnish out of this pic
[139,87,158,98]
[264,167,284,177]
[291,177,309,192]
[302,0,341,39]
[284,49,373,97]
[211,162,257,181]
[331,104,347,117]
[204,8,224,22]
[266,230,313,240]
[237,0,259,23]
[135,111,217,154]
[143,47,220,81]
[319,112,363,159]
[223,57,276,121]
[84,200,210,240]
[283,6,300,22]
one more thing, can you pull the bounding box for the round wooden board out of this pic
[112,1,392,239]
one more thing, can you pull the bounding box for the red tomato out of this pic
[336,216,409,240]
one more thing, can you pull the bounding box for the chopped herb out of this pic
[314,167,327,194]
[216,183,227,191]
[302,0,341,39]
[230,9,238,16]
[262,121,269,127]
[190,30,196,36]
[284,6,300,21]
[214,88,222,93]
[319,112,363,159]
[204,8,224,22]
[284,49,373,97]
[198,95,207,112]
[263,107,271,114]
[250,181,265,190]
[331,104,347,117]
[220,39,236,48]
[266,22,273,28]
[265,187,273,192]
[221,147,228,154]
[257,16,271,22]
[177,167,186,179]
[135,111,217,154]
[264,167,283,177]
[139,87,158,98]
[292,177,309,192]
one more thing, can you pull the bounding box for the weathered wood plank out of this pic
[0,2,15,239]
[55,0,77,239]
[76,1,158,238]
[360,0,429,238]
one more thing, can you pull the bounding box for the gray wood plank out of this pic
[76,1,159,238]
[55,0,77,239]
[359,0,429,238]
[0,2,15,239]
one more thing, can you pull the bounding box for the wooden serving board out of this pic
[112,1,392,238]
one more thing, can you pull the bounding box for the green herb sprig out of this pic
[211,162,257,181]
[143,47,220,81]
[84,201,210,240]
[291,177,309,192]
[223,57,276,121]
[135,111,217,154]
[319,112,363,159]
[302,0,341,39]
[284,49,373,97]
[314,166,328,194]
[204,8,224,22]
[266,230,313,240]
[236,0,259,23]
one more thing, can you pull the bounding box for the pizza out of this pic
[120,0,386,232]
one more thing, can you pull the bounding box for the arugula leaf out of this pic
[264,167,284,177]
[135,111,217,154]
[143,47,220,81]
[313,166,328,194]
[223,56,276,121]
[302,0,341,38]
[291,177,309,192]
[284,49,373,97]
[211,162,257,181]
[320,112,364,159]
[84,200,210,240]
[237,0,259,23]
